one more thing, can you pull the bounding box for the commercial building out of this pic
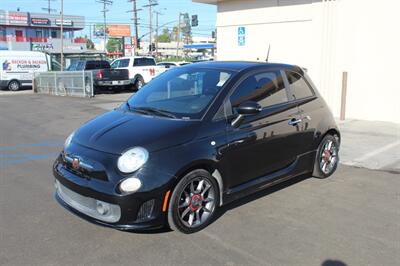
[0,10,86,54]
[193,0,400,123]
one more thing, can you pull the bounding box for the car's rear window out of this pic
[134,58,156,66]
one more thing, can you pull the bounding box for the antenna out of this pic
[266,44,271,62]
[42,0,57,14]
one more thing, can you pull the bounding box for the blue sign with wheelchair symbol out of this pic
[238,26,246,46]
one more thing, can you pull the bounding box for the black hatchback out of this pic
[53,61,340,234]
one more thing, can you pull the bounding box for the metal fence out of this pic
[33,71,94,98]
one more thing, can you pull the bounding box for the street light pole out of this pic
[60,0,64,71]
[176,13,181,57]
[153,10,164,57]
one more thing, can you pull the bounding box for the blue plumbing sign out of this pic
[238,26,246,46]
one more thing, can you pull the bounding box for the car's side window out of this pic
[285,71,314,100]
[110,60,120,68]
[119,59,130,68]
[230,71,288,110]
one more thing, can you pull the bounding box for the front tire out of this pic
[8,80,21,91]
[168,169,219,234]
[313,134,339,178]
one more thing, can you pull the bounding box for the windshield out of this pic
[127,67,234,119]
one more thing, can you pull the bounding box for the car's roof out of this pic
[187,61,303,73]
[117,56,155,60]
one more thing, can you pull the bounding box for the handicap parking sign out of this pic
[238,26,246,46]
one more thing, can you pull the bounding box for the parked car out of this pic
[157,61,191,69]
[54,61,340,234]
[0,51,50,91]
[111,56,166,90]
[67,60,131,93]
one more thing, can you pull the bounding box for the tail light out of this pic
[97,69,103,79]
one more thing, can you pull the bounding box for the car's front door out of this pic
[221,69,304,189]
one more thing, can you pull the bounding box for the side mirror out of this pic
[236,101,262,115]
[231,101,262,127]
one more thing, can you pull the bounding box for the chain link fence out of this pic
[33,71,94,98]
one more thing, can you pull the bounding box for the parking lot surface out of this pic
[1,94,399,266]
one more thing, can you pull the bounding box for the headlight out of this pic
[64,131,75,150]
[117,147,148,173]
[119,177,142,193]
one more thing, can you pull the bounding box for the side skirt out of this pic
[222,151,316,205]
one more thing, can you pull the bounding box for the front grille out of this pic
[63,154,108,181]
[136,199,155,222]
[56,180,121,223]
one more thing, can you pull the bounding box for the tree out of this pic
[157,27,171,43]
[106,38,122,53]
[85,35,95,49]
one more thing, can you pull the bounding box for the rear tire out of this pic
[313,134,339,179]
[134,76,145,91]
[8,80,21,91]
[168,169,219,234]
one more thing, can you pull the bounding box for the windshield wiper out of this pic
[132,106,177,119]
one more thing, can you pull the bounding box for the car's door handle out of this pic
[288,118,302,126]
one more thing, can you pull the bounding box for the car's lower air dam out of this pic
[56,180,121,223]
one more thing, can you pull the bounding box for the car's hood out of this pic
[73,109,200,154]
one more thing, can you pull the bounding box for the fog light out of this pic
[96,201,110,216]
[119,177,141,193]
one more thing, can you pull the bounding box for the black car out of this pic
[67,60,131,93]
[53,61,340,234]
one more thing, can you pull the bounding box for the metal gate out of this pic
[33,71,94,97]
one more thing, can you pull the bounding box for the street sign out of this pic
[238,26,245,46]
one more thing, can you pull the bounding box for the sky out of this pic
[0,0,217,41]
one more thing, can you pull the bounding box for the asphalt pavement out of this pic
[0,94,399,266]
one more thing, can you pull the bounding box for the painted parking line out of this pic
[0,141,62,151]
[354,140,400,162]
[0,140,62,169]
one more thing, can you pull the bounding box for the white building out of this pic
[193,0,400,123]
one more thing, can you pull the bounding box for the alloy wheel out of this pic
[320,139,338,175]
[177,178,216,228]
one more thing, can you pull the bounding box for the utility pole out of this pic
[153,9,165,57]
[127,0,142,54]
[42,0,56,14]
[176,13,182,57]
[143,0,158,54]
[60,0,64,71]
[97,0,113,52]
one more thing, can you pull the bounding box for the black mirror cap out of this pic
[236,101,262,115]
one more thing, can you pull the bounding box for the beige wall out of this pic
[210,0,400,123]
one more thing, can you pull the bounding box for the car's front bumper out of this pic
[53,154,175,231]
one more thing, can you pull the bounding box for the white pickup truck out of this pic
[110,56,166,90]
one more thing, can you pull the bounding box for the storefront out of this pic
[0,10,86,54]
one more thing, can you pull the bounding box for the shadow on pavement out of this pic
[322,259,348,266]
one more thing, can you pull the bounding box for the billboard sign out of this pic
[108,25,131,37]
[94,24,131,37]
